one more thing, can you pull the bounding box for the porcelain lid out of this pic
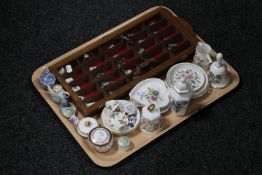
[142,104,161,121]
[89,127,112,146]
[173,78,191,93]
[166,63,209,98]
[53,84,62,92]
[118,136,130,148]
[77,117,98,136]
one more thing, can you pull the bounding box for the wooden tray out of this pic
[32,6,240,167]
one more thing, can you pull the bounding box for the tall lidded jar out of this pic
[168,78,193,116]
[140,104,162,134]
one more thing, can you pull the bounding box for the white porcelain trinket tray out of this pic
[101,100,140,135]
[129,78,170,113]
[166,63,209,98]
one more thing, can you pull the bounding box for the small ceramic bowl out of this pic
[101,100,140,135]
[60,104,76,118]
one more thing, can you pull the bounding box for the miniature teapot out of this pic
[47,84,70,103]
[209,53,231,88]
[39,68,56,88]
[193,42,212,71]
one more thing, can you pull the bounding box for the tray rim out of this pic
[31,6,240,167]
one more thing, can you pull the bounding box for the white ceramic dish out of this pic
[101,100,140,135]
[129,78,170,113]
[166,63,209,98]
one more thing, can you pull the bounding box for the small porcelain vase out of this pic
[47,84,70,103]
[168,78,193,116]
[140,104,161,133]
[193,42,213,71]
[209,53,231,88]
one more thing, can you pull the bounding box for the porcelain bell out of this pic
[209,53,231,88]
[168,78,193,115]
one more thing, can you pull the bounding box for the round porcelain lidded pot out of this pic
[166,63,209,98]
[88,127,113,153]
[118,136,131,151]
[77,117,98,138]
[140,104,162,134]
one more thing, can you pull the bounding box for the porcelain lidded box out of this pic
[168,77,193,115]
[118,136,131,151]
[88,127,113,153]
[129,78,169,113]
[166,63,209,98]
[140,104,162,133]
[77,117,98,138]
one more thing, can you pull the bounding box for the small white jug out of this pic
[193,42,212,70]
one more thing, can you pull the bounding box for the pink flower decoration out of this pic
[151,95,157,101]
[186,74,193,80]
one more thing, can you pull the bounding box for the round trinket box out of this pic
[166,63,209,98]
[77,117,98,138]
[88,127,113,153]
[140,104,162,134]
[117,136,131,151]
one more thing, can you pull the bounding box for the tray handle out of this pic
[176,17,194,33]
